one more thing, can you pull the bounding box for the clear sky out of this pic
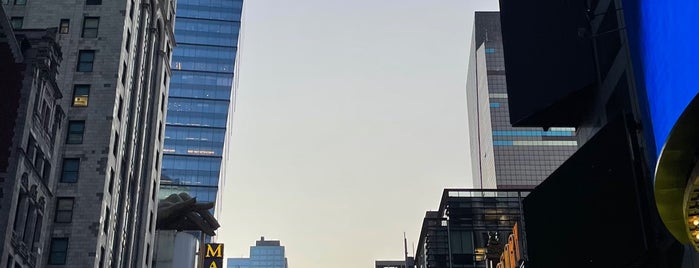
[216,0,499,267]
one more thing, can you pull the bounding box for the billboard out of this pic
[623,0,699,160]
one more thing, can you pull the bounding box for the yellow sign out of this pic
[206,244,222,257]
[204,243,223,268]
[73,96,88,106]
[497,223,521,268]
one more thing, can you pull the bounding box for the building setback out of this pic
[2,0,174,267]
[466,12,578,189]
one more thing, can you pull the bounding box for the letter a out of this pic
[209,261,218,268]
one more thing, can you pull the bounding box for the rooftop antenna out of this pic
[404,232,409,259]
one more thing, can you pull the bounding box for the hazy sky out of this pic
[216,0,499,267]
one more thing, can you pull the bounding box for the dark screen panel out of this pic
[523,118,648,266]
[499,0,597,127]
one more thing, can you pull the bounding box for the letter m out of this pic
[206,244,222,258]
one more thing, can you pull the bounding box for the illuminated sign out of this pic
[204,243,223,268]
[188,149,215,155]
[496,223,521,268]
[624,0,699,251]
[623,0,699,159]
[73,96,88,106]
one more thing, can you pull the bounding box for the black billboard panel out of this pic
[523,118,649,266]
[499,0,597,127]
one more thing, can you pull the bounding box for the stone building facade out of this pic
[2,0,175,266]
[0,10,66,267]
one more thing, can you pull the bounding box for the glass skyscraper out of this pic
[228,237,288,268]
[160,0,244,207]
[466,12,578,189]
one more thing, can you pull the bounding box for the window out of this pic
[59,19,70,34]
[55,198,74,223]
[85,0,101,4]
[41,160,51,183]
[48,238,69,265]
[108,168,114,194]
[99,247,105,268]
[151,181,156,200]
[41,100,51,130]
[13,0,26,5]
[10,17,22,30]
[125,31,131,51]
[81,17,99,38]
[129,0,134,19]
[154,151,159,169]
[66,121,85,144]
[72,85,90,107]
[160,93,165,112]
[117,96,123,120]
[26,135,36,163]
[33,149,44,172]
[77,50,95,72]
[112,132,119,156]
[103,207,109,233]
[60,158,80,183]
[121,62,127,85]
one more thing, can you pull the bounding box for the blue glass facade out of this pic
[160,0,243,206]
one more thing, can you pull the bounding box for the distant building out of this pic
[375,259,412,268]
[466,12,578,189]
[228,237,288,268]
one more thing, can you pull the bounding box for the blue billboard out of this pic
[624,0,699,160]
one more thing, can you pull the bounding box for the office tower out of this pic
[227,237,288,268]
[0,9,66,267]
[414,189,528,268]
[466,12,578,189]
[159,0,244,218]
[2,0,175,267]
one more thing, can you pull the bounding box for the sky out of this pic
[216,0,500,267]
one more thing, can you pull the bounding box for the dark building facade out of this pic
[415,189,528,268]
[0,7,66,267]
[466,12,578,189]
[498,0,699,266]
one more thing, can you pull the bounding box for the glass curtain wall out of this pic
[161,0,243,207]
